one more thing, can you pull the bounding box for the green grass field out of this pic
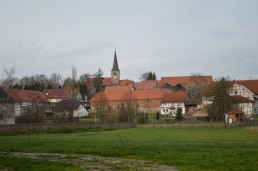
[0,127,258,171]
[0,156,82,171]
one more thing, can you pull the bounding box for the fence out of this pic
[0,122,136,133]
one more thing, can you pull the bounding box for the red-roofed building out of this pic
[105,85,133,92]
[42,88,69,103]
[161,75,213,89]
[133,89,163,113]
[86,51,135,95]
[90,88,163,114]
[160,92,188,116]
[227,108,244,123]
[102,78,112,86]
[230,81,258,116]
[236,80,258,95]
[119,80,135,86]
[134,80,158,90]
[0,87,46,125]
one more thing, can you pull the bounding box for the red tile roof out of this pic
[236,80,258,95]
[6,89,46,102]
[231,95,253,103]
[42,88,69,99]
[102,78,112,86]
[156,80,162,87]
[87,78,135,90]
[132,89,163,100]
[134,80,158,90]
[161,92,188,103]
[105,85,132,92]
[91,89,163,102]
[161,75,213,86]
[119,80,135,86]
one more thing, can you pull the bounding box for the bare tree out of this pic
[139,72,149,80]
[54,98,79,123]
[62,66,80,122]
[20,76,31,89]
[1,66,18,88]
[34,74,49,90]
[49,73,63,88]
[0,66,17,125]
[66,66,79,98]
[190,73,207,85]
[0,87,14,125]
[79,73,91,100]
[120,91,138,122]
[29,92,46,122]
[92,92,109,123]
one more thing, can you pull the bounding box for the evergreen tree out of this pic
[93,68,104,93]
[207,77,233,123]
[156,112,160,120]
[175,107,183,121]
[140,71,157,80]
[146,71,157,80]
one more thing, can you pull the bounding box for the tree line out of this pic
[0,66,105,101]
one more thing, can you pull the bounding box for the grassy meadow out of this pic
[0,127,258,171]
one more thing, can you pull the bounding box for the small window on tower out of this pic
[114,73,116,78]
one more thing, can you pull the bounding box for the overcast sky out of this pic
[1,0,258,81]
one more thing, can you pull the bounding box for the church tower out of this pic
[111,50,120,85]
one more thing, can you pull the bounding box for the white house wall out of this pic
[160,103,185,116]
[255,99,258,115]
[230,84,254,101]
[14,103,21,116]
[73,105,89,117]
[230,84,256,115]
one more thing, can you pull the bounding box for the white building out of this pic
[160,92,187,116]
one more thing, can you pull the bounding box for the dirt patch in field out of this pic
[0,152,177,171]
[245,127,258,132]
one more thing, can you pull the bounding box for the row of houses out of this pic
[0,87,89,125]
[89,51,258,123]
[90,77,258,119]
[0,76,257,125]
[1,51,257,125]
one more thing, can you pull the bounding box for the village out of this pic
[0,51,257,126]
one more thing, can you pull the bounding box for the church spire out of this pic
[111,49,120,85]
[111,50,120,71]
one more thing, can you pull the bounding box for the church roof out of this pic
[111,51,120,71]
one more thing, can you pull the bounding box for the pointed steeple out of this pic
[111,49,120,85]
[111,50,120,71]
